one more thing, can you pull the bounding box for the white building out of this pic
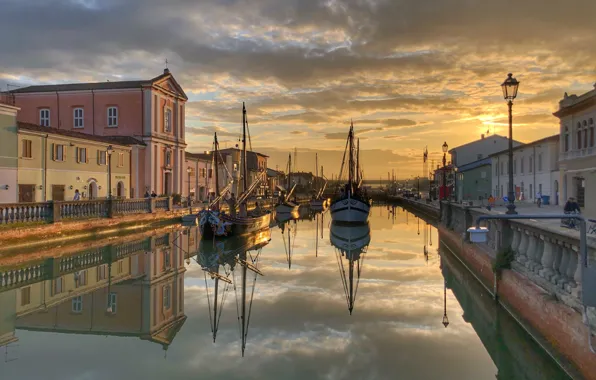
[490,135,560,204]
[450,134,522,167]
[553,85,596,216]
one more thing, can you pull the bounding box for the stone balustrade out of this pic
[0,197,172,225]
[441,201,596,319]
[0,202,52,224]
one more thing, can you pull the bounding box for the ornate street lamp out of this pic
[187,167,192,210]
[501,73,520,214]
[442,142,448,200]
[442,279,449,328]
[106,145,114,199]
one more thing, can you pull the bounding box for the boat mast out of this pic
[212,271,219,342]
[288,153,292,194]
[315,153,318,193]
[348,253,354,315]
[356,138,360,186]
[214,133,220,209]
[242,103,248,196]
[348,121,354,193]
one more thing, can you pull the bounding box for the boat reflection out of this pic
[329,221,371,315]
[196,229,271,355]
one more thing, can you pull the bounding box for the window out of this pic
[513,159,517,175]
[500,161,504,176]
[118,261,123,274]
[118,152,124,167]
[163,250,171,270]
[538,154,543,171]
[577,130,582,149]
[22,139,32,158]
[40,109,50,127]
[539,183,543,194]
[163,285,171,309]
[108,293,117,313]
[53,144,66,162]
[107,107,118,127]
[529,184,533,199]
[72,296,83,313]
[165,151,172,167]
[481,171,486,179]
[495,164,498,177]
[564,126,569,152]
[529,156,533,173]
[52,277,64,296]
[520,157,524,174]
[75,270,87,288]
[97,264,107,281]
[73,108,84,128]
[200,168,207,178]
[164,109,172,132]
[98,150,107,165]
[590,126,595,148]
[21,287,31,306]
[76,147,87,163]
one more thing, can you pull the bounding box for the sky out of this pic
[1,0,595,178]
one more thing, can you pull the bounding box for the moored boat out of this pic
[330,122,371,224]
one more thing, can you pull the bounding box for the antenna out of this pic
[293,148,298,172]
[165,58,168,69]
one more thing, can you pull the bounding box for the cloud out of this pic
[290,130,307,135]
[187,126,239,137]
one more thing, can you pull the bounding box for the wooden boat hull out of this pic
[198,228,272,269]
[330,221,371,259]
[199,210,272,239]
[276,202,299,214]
[310,199,326,210]
[330,197,370,223]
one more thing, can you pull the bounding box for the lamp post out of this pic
[187,167,192,210]
[106,145,114,199]
[442,279,449,328]
[501,73,520,214]
[106,259,113,313]
[442,142,448,200]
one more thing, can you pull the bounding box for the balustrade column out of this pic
[564,245,579,293]
[554,245,572,288]
[539,237,556,280]
[517,230,529,263]
[525,233,538,270]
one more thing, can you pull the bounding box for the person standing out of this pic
[536,190,542,207]
[151,191,157,198]
[73,189,81,201]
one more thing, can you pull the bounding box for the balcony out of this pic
[0,92,15,106]
[560,147,596,161]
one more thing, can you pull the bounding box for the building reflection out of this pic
[0,230,188,353]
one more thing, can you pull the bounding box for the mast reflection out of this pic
[330,221,371,315]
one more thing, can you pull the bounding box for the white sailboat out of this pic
[330,122,371,223]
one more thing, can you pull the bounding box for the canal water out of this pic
[0,206,571,379]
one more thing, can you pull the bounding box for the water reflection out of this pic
[0,206,571,379]
[330,222,371,315]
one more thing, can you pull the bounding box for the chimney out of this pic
[164,68,170,74]
[481,134,485,139]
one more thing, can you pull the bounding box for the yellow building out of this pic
[17,122,139,202]
[0,103,19,203]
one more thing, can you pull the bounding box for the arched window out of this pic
[564,126,569,152]
[590,120,595,148]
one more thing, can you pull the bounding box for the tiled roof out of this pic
[18,122,145,147]
[9,70,187,100]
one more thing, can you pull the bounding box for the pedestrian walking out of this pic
[73,189,81,201]
[536,191,542,207]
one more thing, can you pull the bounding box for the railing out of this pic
[155,197,169,210]
[59,200,108,220]
[561,147,596,160]
[115,238,151,259]
[442,202,596,314]
[0,202,52,224]
[0,197,173,225]
[0,263,46,290]
[59,248,106,273]
[113,198,151,215]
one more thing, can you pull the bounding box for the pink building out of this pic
[9,69,188,198]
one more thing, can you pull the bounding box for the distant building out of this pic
[17,122,136,201]
[490,135,559,203]
[0,102,19,203]
[185,152,212,202]
[456,158,492,202]
[218,147,268,197]
[449,134,522,168]
[9,69,188,198]
[554,86,596,215]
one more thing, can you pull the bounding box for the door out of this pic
[576,177,585,207]
[164,173,171,195]
[19,185,35,203]
[52,185,65,201]
[88,182,97,199]
[117,181,124,198]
